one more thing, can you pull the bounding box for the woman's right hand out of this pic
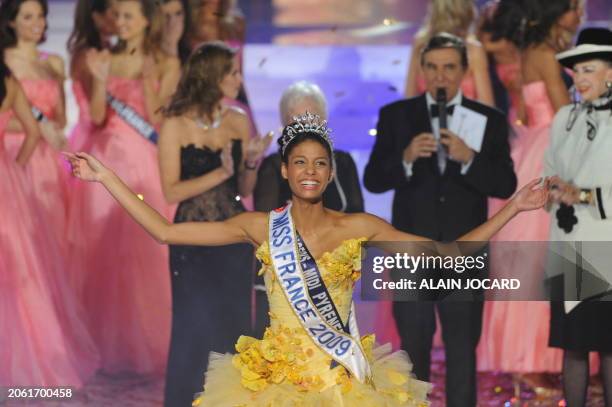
[220,142,235,178]
[86,49,111,82]
[63,152,111,182]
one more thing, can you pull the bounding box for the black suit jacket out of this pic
[364,94,517,241]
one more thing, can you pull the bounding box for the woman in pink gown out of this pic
[476,0,584,385]
[67,0,117,153]
[67,0,180,374]
[0,53,99,387]
[2,0,70,256]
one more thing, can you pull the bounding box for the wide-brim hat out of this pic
[556,27,612,68]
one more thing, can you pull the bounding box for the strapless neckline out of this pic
[257,237,366,264]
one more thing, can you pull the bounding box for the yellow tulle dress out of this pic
[193,238,431,406]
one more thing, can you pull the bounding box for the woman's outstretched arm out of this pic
[65,152,266,246]
[366,178,548,244]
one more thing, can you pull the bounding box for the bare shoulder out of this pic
[46,53,66,79]
[229,211,269,245]
[159,116,190,144]
[225,106,250,139]
[226,104,248,119]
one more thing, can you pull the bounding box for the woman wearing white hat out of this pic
[544,27,612,407]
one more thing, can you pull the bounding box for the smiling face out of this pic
[281,137,333,203]
[218,55,242,99]
[573,59,612,102]
[114,0,148,42]
[11,0,46,44]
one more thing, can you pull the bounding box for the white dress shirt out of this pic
[403,90,473,178]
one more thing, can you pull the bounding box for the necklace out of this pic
[195,110,222,131]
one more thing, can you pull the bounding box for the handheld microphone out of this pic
[436,88,447,130]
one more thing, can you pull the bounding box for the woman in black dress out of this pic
[157,42,271,407]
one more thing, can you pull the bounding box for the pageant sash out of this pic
[106,93,158,144]
[268,204,372,383]
[31,106,48,122]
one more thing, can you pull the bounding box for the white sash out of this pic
[268,204,372,383]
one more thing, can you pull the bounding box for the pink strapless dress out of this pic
[0,110,100,387]
[477,81,560,372]
[66,77,172,375]
[5,78,71,256]
[68,81,94,153]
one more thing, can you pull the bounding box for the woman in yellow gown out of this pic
[65,112,548,406]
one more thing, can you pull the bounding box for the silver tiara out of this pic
[279,112,333,155]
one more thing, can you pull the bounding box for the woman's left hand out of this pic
[244,131,274,166]
[512,177,550,212]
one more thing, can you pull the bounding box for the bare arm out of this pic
[66,151,267,246]
[369,178,547,245]
[89,73,108,126]
[10,79,41,165]
[469,43,495,106]
[235,111,258,197]
[539,51,570,112]
[87,49,110,125]
[158,118,233,204]
[48,55,67,129]
[143,55,180,126]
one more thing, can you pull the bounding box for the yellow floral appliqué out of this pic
[232,326,324,393]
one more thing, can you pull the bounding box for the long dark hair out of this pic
[0,0,48,104]
[163,41,235,118]
[67,0,111,55]
[0,0,49,49]
[163,0,192,64]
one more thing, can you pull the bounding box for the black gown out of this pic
[164,141,253,407]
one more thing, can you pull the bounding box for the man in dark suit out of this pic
[363,33,517,407]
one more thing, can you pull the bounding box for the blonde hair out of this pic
[417,0,476,40]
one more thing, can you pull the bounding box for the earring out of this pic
[606,81,612,90]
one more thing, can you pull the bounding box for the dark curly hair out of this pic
[163,41,235,118]
[479,0,523,44]
[483,0,574,49]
